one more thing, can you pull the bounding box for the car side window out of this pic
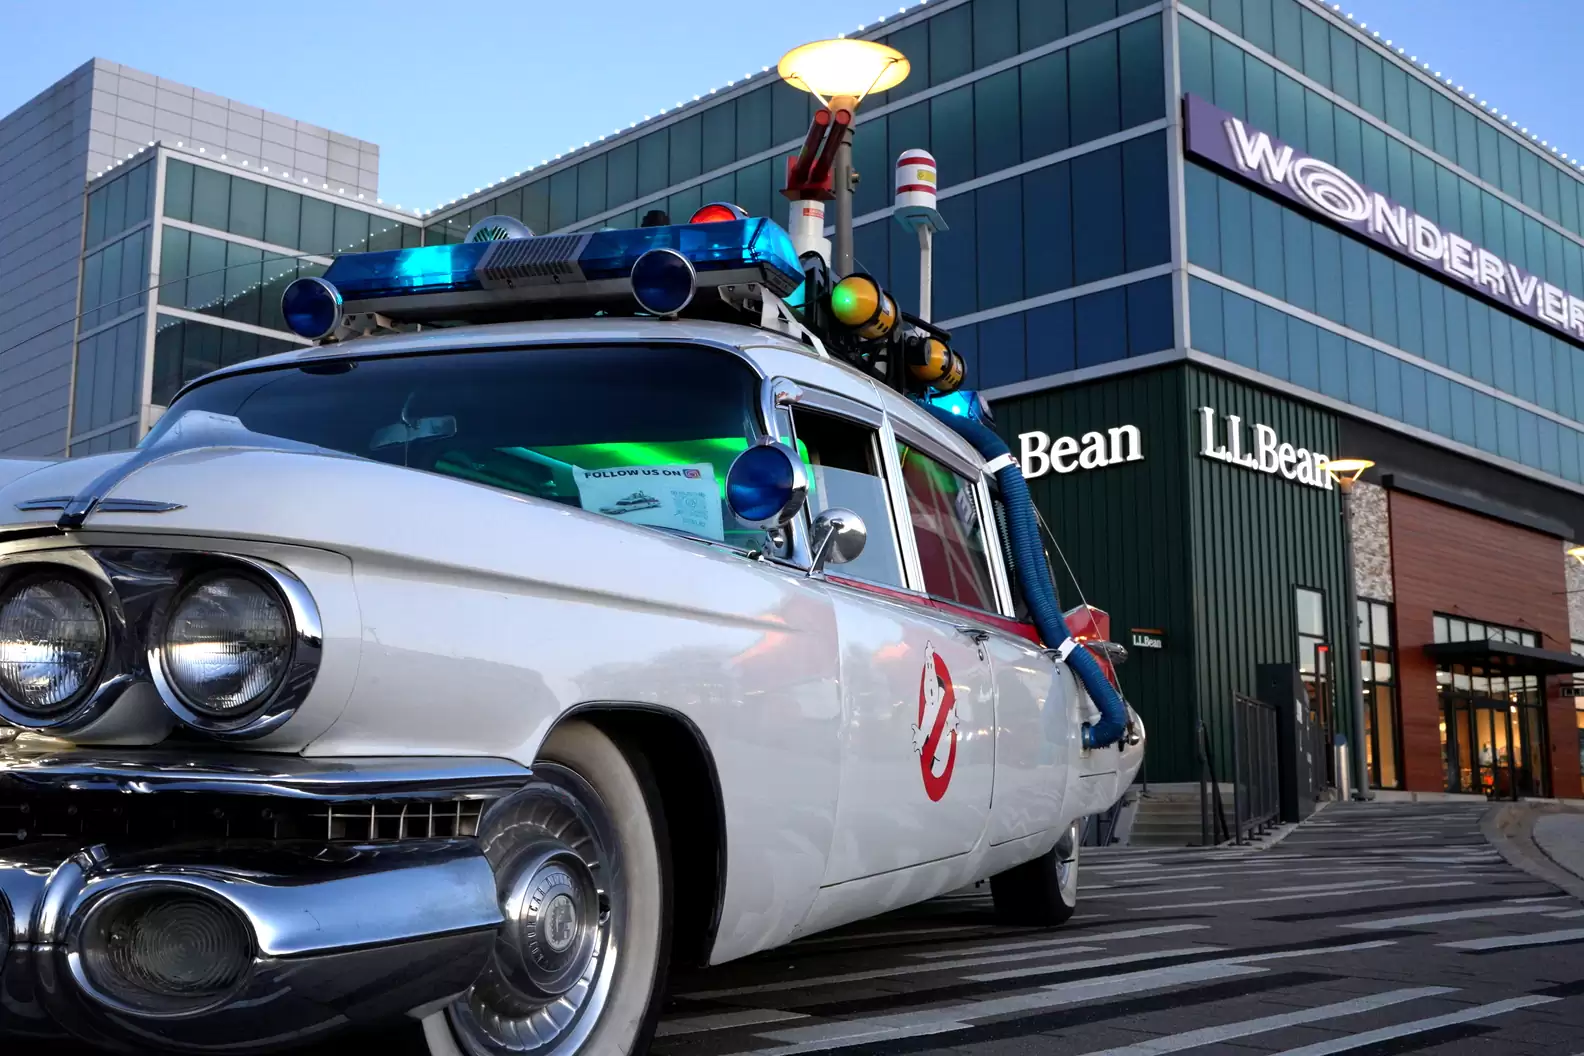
[896,442,997,611]
[988,487,1030,623]
[988,484,1058,625]
[791,409,905,588]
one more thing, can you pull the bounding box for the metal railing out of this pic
[1081,799,1127,847]
[1197,719,1231,846]
[1231,693,1281,844]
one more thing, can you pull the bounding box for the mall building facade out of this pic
[2,0,1583,799]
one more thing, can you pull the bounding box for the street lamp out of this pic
[1324,456,1375,802]
[778,39,910,276]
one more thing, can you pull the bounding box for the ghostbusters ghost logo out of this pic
[912,642,960,802]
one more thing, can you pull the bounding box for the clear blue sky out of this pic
[3,0,1578,215]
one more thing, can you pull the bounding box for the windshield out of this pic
[145,343,772,548]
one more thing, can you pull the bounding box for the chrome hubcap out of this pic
[500,846,600,998]
[1057,820,1080,906]
[448,766,621,1055]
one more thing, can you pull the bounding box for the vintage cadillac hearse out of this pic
[0,212,1143,1055]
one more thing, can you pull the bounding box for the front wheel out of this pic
[421,720,671,1056]
[989,819,1080,927]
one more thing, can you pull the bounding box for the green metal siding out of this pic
[1184,367,1358,781]
[993,366,1197,784]
[992,363,1358,783]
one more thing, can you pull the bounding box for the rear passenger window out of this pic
[989,485,1057,625]
[897,443,997,610]
[791,409,904,588]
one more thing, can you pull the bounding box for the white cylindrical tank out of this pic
[787,199,832,266]
[895,150,938,213]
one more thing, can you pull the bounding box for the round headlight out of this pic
[0,577,107,717]
[162,575,293,719]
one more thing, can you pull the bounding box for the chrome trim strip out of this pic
[794,386,886,428]
[0,750,532,801]
[889,414,984,481]
[16,499,183,514]
[53,843,504,959]
[146,557,324,740]
[2,839,503,1044]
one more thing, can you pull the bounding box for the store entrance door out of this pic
[1443,695,1549,800]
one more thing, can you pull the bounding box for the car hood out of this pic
[0,413,363,535]
[0,453,138,531]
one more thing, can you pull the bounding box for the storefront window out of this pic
[1358,599,1401,789]
[1435,613,1548,799]
[1574,640,1584,779]
[1295,587,1331,752]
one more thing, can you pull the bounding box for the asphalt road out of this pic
[653,802,1584,1056]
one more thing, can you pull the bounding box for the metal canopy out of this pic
[1422,639,1584,677]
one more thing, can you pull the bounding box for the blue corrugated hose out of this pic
[919,403,1129,749]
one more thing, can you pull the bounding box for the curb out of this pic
[1480,801,1584,902]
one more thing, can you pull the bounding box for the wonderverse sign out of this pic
[1184,93,1584,345]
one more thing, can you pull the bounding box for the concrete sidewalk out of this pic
[1484,801,1584,900]
[1534,811,1584,884]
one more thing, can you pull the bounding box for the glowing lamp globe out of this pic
[778,39,910,102]
[1323,457,1374,494]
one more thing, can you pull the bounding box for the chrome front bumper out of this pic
[0,747,531,1053]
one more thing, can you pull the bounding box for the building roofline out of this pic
[84,143,418,225]
[421,0,967,223]
[1299,0,1584,185]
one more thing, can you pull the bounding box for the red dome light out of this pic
[690,202,748,224]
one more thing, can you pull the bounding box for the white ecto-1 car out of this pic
[0,212,1142,1056]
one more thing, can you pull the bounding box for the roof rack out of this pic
[278,205,967,400]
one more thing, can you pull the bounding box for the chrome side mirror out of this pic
[726,441,808,529]
[809,508,867,576]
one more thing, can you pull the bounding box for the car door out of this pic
[978,483,1085,846]
[784,393,994,887]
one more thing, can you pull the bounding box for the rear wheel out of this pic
[989,819,1080,927]
[421,720,670,1056]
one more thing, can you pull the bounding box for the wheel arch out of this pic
[545,703,727,969]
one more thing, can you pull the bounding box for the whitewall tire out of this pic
[989,819,1080,927]
[421,720,670,1056]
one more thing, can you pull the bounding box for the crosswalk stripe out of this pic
[1130,880,1474,910]
[961,946,1224,983]
[655,1008,810,1037]
[1087,885,1224,899]
[677,942,1113,999]
[788,923,984,948]
[908,923,1209,960]
[1073,986,1456,1055]
[1265,995,1560,1055]
[1342,903,1568,930]
[1261,880,1401,894]
[708,962,1268,1056]
[1440,927,1584,950]
[964,939,1396,984]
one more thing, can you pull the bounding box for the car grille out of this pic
[0,792,486,848]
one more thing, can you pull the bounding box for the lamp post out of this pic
[777,39,910,276]
[1324,457,1375,802]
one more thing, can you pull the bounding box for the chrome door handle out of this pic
[954,625,990,643]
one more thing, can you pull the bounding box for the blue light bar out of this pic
[317,218,805,321]
[321,242,490,301]
[577,219,802,292]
